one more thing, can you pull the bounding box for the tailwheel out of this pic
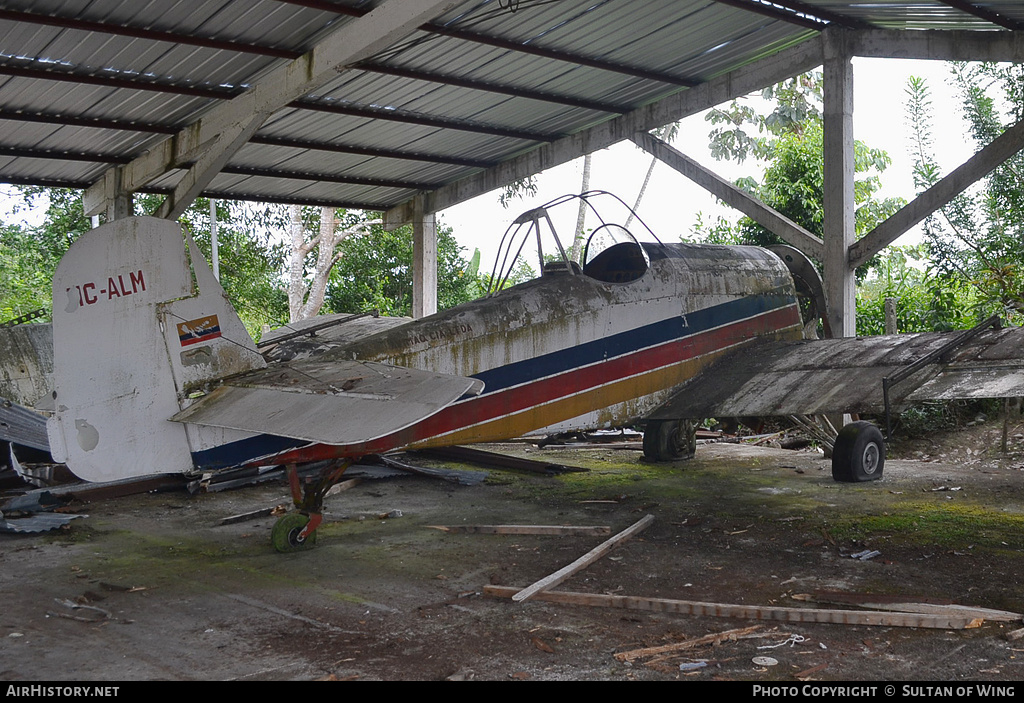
[643,419,697,462]
[272,512,318,553]
[270,458,352,552]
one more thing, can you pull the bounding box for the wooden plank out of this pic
[511,514,655,603]
[426,525,612,536]
[484,586,985,630]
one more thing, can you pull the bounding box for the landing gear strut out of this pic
[271,459,351,552]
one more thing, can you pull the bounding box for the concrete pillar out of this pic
[822,33,856,339]
[412,196,437,319]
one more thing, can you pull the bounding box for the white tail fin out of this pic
[47,217,265,482]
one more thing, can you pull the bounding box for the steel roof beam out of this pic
[0,61,559,143]
[0,8,635,114]
[0,109,495,168]
[84,0,461,219]
[275,0,698,86]
[357,63,631,114]
[710,0,870,30]
[934,0,1024,30]
[0,8,299,59]
[386,32,826,224]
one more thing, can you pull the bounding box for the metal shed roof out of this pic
[0,0,1021,219]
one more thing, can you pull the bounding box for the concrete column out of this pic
[412,197,437,319]
[822,33,856,339]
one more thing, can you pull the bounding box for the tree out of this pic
[325,220,479,317]
[1,187,91,321]
[286,205,377,322]
[693,74,903,273]
[906,68,1024,324]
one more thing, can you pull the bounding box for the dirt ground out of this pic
[3,421,1024,682]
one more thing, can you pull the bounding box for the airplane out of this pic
[37,191,1024,551]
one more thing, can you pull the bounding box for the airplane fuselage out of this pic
[242,241,804,466]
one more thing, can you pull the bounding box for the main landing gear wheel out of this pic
[271,512,317,553]
[643,419,697,462]
[831,421,885,483]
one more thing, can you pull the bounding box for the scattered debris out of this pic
[850,549,881,561]
[374,454,488,485]
[618,625,763,662]
[414,445,586,475]
[219,506,281,526]
[49,598,110,623]
[427,524,612,536]
[512,514,655,602]
[678,661,708,671]
[752,655,778,667]
[0,511,86,533]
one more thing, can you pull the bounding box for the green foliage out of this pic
[706,73,823,163]
[907,68,1024,322]
[856,245,983,335]
[0,187,90,321]
[325,221,478,316]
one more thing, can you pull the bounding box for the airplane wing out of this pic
[170,359,484,445]
[647,322,1024,420]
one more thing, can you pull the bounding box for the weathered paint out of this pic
[250,242,804,467]
[47,218,265,482]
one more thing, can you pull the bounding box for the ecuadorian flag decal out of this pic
[177,314,222,347]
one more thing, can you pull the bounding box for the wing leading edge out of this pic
[648,325,1024,420]
[171,359,484,446]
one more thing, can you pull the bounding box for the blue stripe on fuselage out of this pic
[191,290,794,470]
[471,291,795,395]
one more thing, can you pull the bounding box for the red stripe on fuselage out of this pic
[257,304,800,465]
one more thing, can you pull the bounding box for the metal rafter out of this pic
[725,0,870,29]
[0,8,298,59]
[0,109,496,168]
[934,0,1024,30]
[357,63,631,114]
[273,0,698,86]
[0,7,634,115]
[0,61,560,144]
[707,0,827,30]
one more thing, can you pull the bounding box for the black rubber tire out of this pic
[831,421,885,483]
[643,419,696,462]
[271,512,317,553]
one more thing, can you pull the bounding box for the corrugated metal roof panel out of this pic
[0,0,1016,210]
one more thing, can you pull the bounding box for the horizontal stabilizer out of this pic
[648,326,1024,420]
[171,360,484,445]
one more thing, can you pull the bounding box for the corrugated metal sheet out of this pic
[0,0,1016,209]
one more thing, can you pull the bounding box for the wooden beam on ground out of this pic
[426,524,612,536]
[849,117,1024,268]
[511,514,655,603]
[632,132,825,261]
[484,586,986,629]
